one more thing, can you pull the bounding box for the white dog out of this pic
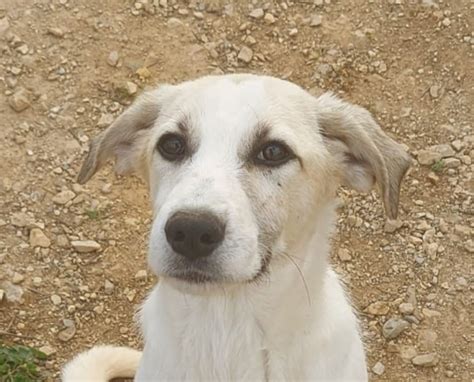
[62,74,410,381]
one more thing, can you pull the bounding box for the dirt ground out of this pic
[0,0,472,380]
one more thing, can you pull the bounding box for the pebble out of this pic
[384,219,403,233]
[412,353,439,367]
[10,211,35,228]
[125,81,138,95]
[12,272,24,284]
[289,28,298,37]
[372,361,385,375]
[39,345,57,356]
[0,17,10,35]
[337,248,351,262]
[107,51,120,67]
[264,13,275,24]
[167,18,183,28]
[0,289,4,302]
[238,46,253,64]
[104,279,115,294]
[71,240,101,253]
[399,345,417,360]
[417,144,455,165]
[429,85,440,98]
[134,270,148,280]
[51,294,62,305]
[29,228,51,248]
[8,88,31,112]
[52,190,76,205]
[399,302,414,315]
[366,301,389,316]
[58,325,76,342]
[383,318,410,339]
[47,27,64,38]
[310,14,322,27]
[249,8,264,19]
[1,281,24,303]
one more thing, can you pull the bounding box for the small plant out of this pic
[85,208,101,220]
[0,344,47,382]
[431,159,445,173]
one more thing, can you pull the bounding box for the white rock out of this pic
[97,113,114,128]
[383,317,410,339]
[29,228,51,248]
[71,240,101,253]
[238,46,253,63]
[310,14,322,27]
[399,302,414,315]
[51,294,62,305]
[8,88,31,112]
[39,345,57,356]
[10,212,35,227]
[107,50,119,66]
[337,248,351,262]
[372,361,385,375]
[412,353,439,367]
[249,8,264,19]
[12,272,24,284]
[52,190,76,205]
[134,270,148,280]
[125,81,138,95]
[366,301,389,316]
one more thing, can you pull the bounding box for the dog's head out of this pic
[78,75,410,288]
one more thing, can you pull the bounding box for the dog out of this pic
[62,74,410,381]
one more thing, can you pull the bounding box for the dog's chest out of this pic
[136,285,267,381]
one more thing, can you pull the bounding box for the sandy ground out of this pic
[0,0,472,380]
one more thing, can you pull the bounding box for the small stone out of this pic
[32,277,42,286]
[422,307,441,318]
[167,18,183,28]
[51,294,62,305]
[71,240,101,253]
[429,85,440,98]
[412,353,439,367]
[237,46,253,64]
[337,248,351,262]
[10,212,34,228]
[107,51,120,67]
[125,81,138,95]
[16,44,29,55]
[0,289,5,302]
[12,272,24,284]
[249,8,264,19]
[310,14,322,27]
[383,318,410,339]
[29,228,51,248]
[289,28,298,36]
[464,240,474,253]
[104,280,114,294]
[39,345,56,356]
[399,302,414,315]
[384,219,403,233]
[97,113,114,128]
[442,18,451,27]
[443,158,460,168]
[58,325,76,342]
[366,301,389,316]
[134,270,148,280]
[264,13,275,24]
[372,361,385,376]
[0,282,24,303]
[427,172,439,184]
[93,304,104,314]
[8,88,31,112]
[52,190,76,205]
[47,27,64,37]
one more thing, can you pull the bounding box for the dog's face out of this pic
[78,75,410,288]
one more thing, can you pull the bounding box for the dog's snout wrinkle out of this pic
[165,210,225,260]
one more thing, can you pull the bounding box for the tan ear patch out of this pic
[315,93,411,220]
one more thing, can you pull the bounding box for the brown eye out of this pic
[256,141,293,166]
[157,133,186,161]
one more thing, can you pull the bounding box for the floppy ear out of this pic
[77,85,175,184]
[315,93,411,220]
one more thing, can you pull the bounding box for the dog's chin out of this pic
[160,268,257,295]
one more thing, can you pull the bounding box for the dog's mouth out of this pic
[167,268,221,284]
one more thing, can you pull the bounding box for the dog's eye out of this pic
[157,133,186,160]
[256,141,293,166]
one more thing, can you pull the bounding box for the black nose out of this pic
[165,211,225,260]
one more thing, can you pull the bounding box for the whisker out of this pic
[280,252,312,307]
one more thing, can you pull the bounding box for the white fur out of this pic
[64,74,410,381]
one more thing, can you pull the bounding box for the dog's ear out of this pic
[77,86,175,184]
[315,93,411,220]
